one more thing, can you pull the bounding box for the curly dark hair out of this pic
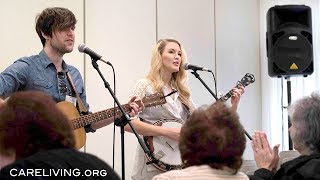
[179,101,246,173]
[0,91,75,159]
[35,7,77,46]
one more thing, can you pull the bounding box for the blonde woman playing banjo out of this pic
[125,38,244,180]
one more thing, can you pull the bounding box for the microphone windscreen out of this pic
[183,63,190,70]
[78,44,86,53]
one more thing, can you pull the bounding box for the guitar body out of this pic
[144,119,184,171]
[56,101,86,149]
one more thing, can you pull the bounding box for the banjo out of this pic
[143,73,255,171]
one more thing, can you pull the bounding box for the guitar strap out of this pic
[66,72,88,115]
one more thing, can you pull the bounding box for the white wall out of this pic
[157,0,216,106]
[215,0,261,159]
[0,0,261,179]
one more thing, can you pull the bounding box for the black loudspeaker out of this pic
[267,5,313,77]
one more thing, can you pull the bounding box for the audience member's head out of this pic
[179,101,246,173]
[0,91,74,161]
[249,92,320,179]
[288,92,320,155]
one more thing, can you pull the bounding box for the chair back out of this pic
[277,150,300,169]
[240,160,257,175]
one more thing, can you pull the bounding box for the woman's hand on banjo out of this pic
[162,127,181,141]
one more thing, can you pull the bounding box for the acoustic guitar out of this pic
[56,92,166,149]
[144,73,255,171]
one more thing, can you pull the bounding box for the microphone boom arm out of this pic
[190,70,218,100]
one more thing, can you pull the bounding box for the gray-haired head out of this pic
[288,91,320,153]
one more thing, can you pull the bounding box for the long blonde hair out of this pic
[146,39,195,112]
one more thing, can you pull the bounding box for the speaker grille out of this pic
[267,5,313,77]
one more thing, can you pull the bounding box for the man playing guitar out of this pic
[0,7,143,136]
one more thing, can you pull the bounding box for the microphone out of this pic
[183,63,211,72]
[78,44,111,65]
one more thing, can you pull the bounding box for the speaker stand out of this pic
[285,77,293,150]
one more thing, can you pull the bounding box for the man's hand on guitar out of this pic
[128,96,144,118]
[231,86,245,111]
[90,96,144,132]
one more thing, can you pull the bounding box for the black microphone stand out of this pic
[190,70,252,140]
[90,58,152,180]
[190,70,218,100]
[285,76,293,150]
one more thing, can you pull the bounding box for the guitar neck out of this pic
[219,92,232,102]
[71,104,131,129]
[219,73,255,102]
[70,92,167,130]
[219,84,242,102]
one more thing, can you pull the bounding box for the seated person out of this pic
[250,92,320,180]
[152,101,249,179]
[0,91,120,179]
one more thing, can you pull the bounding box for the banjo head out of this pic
[144,119,184,171]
